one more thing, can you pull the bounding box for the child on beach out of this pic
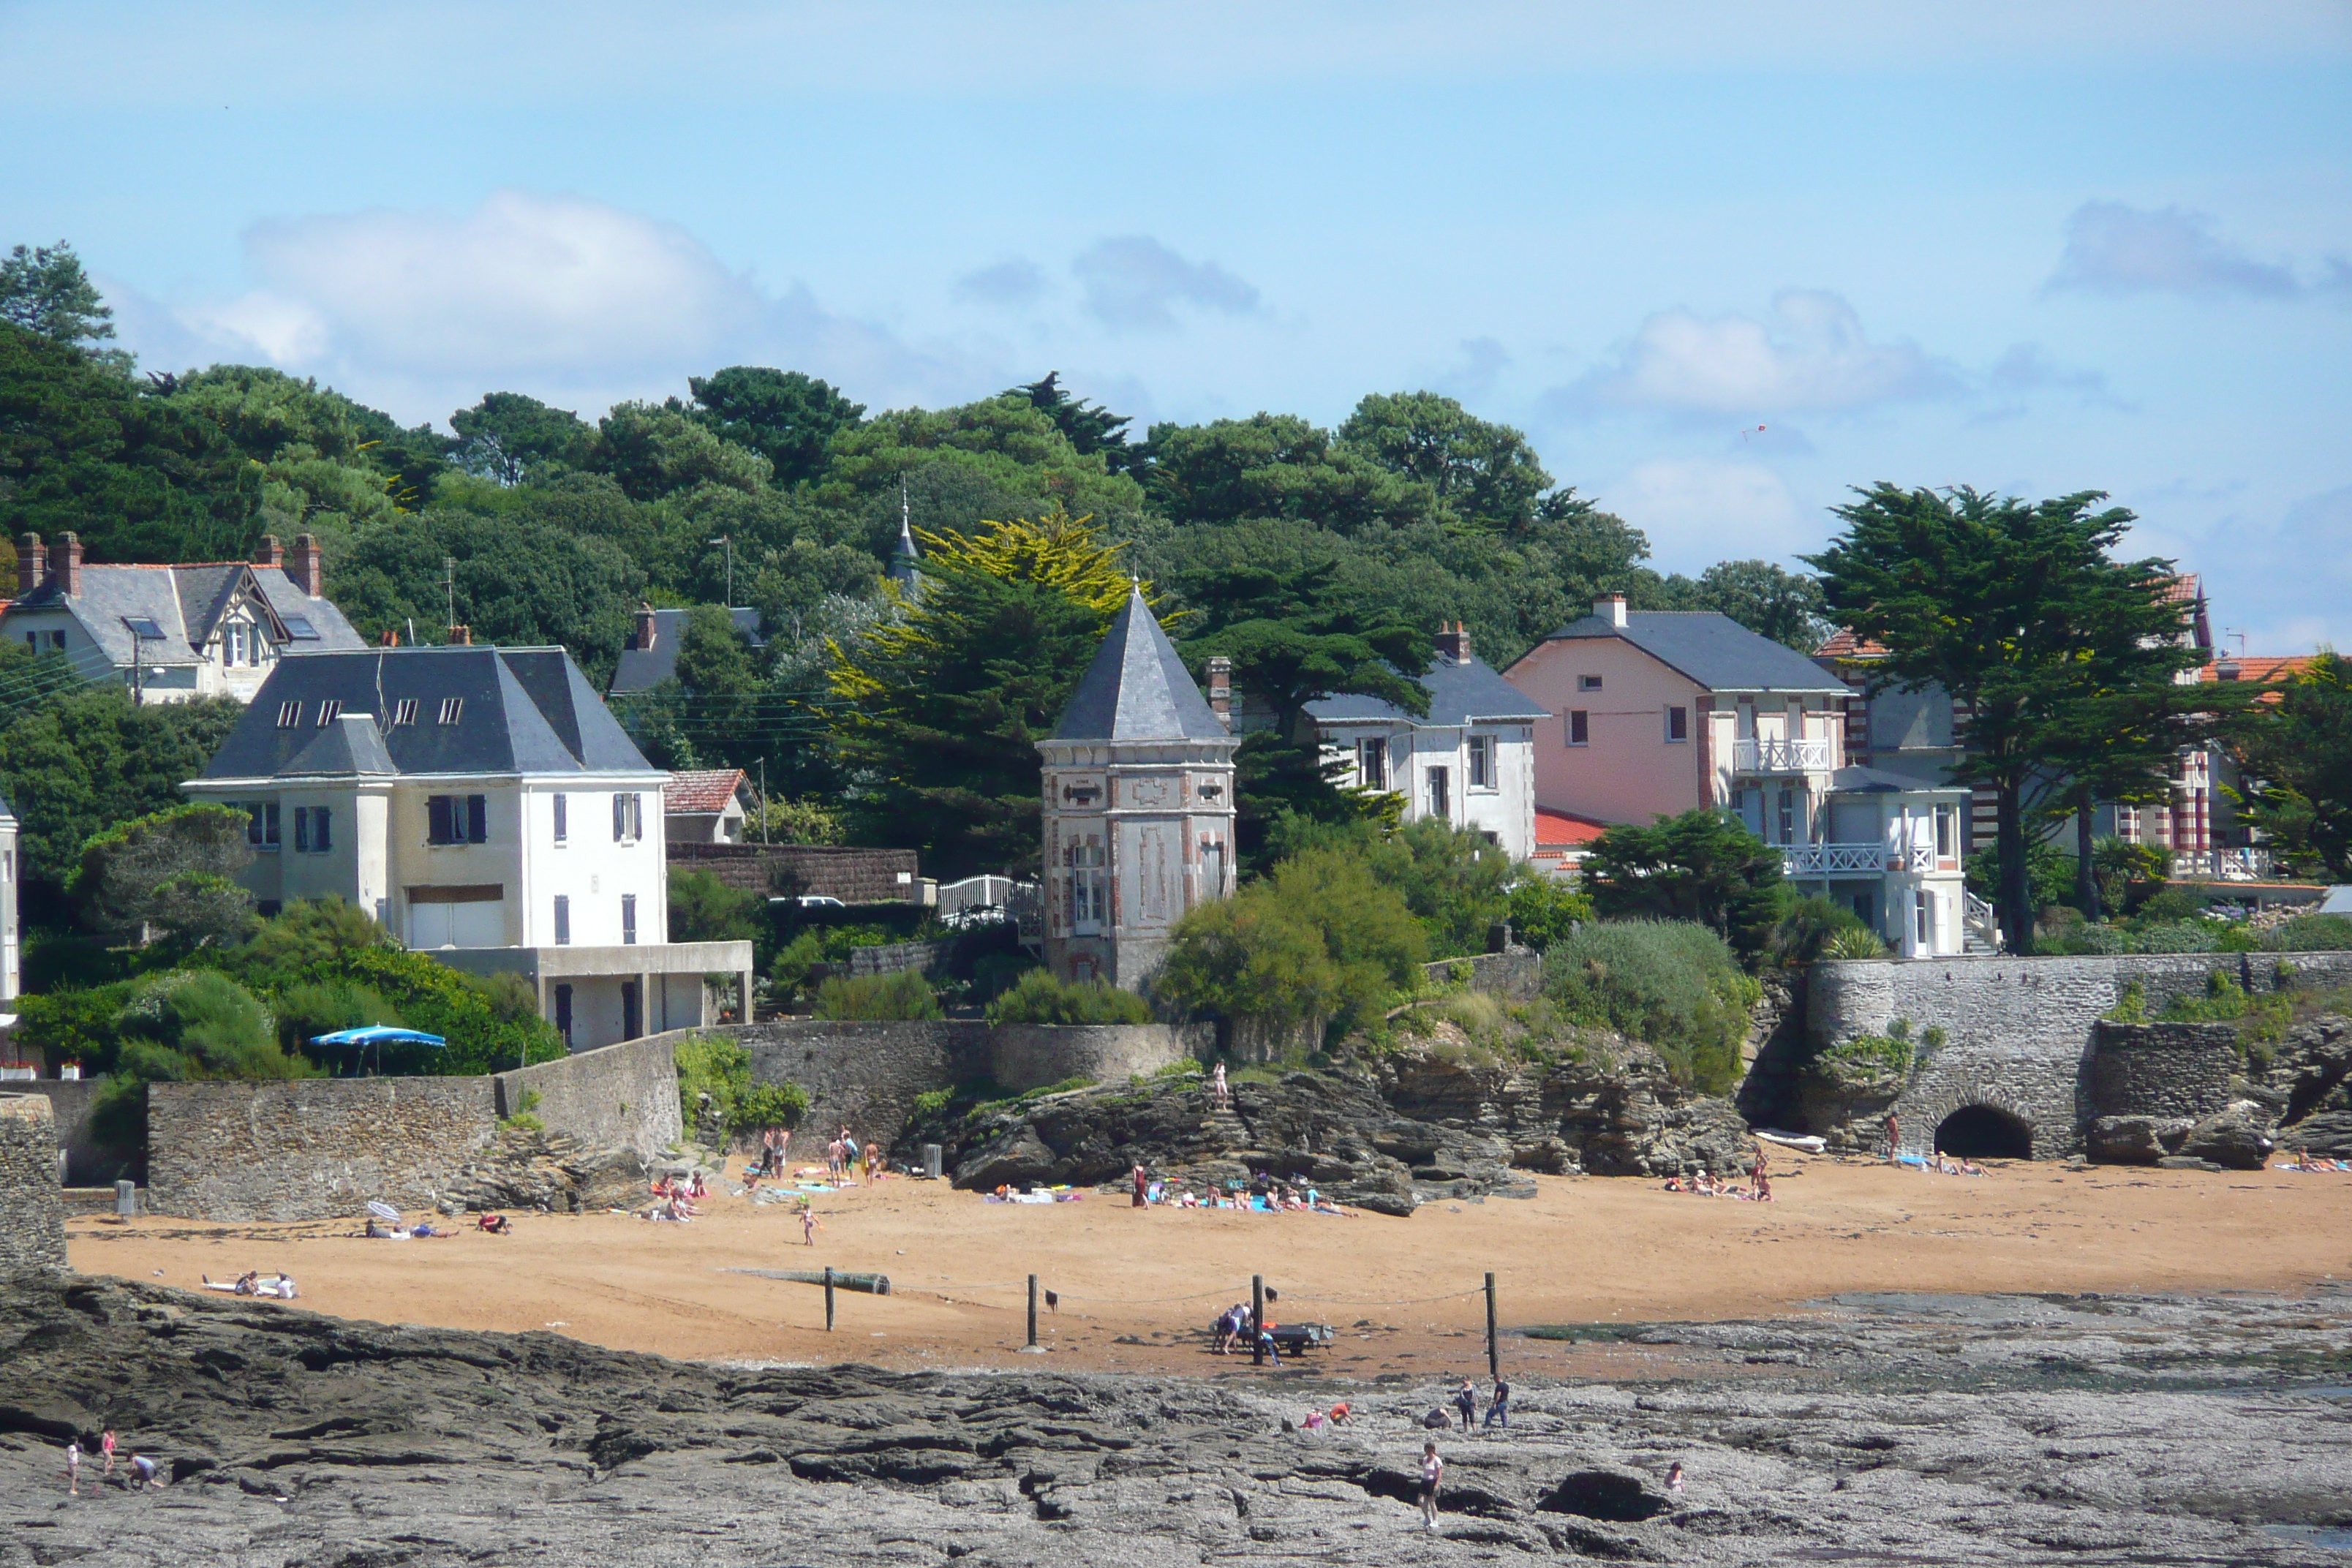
[1419,1441,1444,1531]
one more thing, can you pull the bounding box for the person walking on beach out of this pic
[102,1427,116,1478]
[1885,1112,1899,1161]
[1132,1163,1148,1208]
[1418,1441,1444,1532]
[65,1438,80,1496]
[802,1207,821,1246]
[1454,1379,1477,1431]
[1483,1376,1510,1430]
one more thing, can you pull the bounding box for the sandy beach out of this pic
[67,1150,2352,1377]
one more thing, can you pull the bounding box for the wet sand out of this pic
[67,1150,2352,1377]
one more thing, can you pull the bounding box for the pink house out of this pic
[1504,595,1983,956]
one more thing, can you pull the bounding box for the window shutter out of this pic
[553,793,568,842]
[613,794,625,841]
[428,796,452,845]
[293,808,311,853]
[316,807,332,852]
[467,794,488,843]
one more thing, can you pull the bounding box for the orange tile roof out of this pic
[2154,573,2202,606]
[663,769,748,815]
[2200,655,2315,684]
[1534,807,1610,848]
[1814,627,1889,660]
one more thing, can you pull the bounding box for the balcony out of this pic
[1733,736,1832,774]
[1782,840,1937,877]
[2172,848,2273,882]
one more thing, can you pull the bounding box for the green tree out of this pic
[675,602,763,694]
[2225,652,2352,878]
[984,969,1153,1025]
[689,367,864,488]
[0,684,246,893]
[1145,412,1437,533]
[113,970,314,1085]
[668,867,765,944]
[1807,485,2203,952]
[1,241,116,350]
[1583,808,1787,962]
[591,400,772,502]
[1543,920,1757,1093]
[1006,372,1136,472]
[69,804,255,947]
[449,391,593,485]
[826,510,1142,878]
[1504,876,1592,952]
[1334,391,1553,534]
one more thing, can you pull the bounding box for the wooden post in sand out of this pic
[1028,1274,1040,1349]
[1251,1275,1265,1367]
[824,1266,835,1332]
[1485,1272,1499,1379]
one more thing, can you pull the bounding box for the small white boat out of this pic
[1754,1129,1827,1154]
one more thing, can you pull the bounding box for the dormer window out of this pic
[437,697,463,725]
[282,615,318,640]
[316,699,342,725]
[276,701,301,728]
[391,698,418,727]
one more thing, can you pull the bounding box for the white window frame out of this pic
[437,697,464,725]
[1665,705,1689,743]
[1357,736,1387,791]
[1466,734,1493,790]
[391,698,419,727]
[276,701,301,728]
[1567,710,1588,747]
[1578,674,1602,692]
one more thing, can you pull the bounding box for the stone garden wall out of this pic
[492,1034,682,1158]
[148,1077,498,1221]
[0,1093,67,1271]
[2090,1022,2240,1122]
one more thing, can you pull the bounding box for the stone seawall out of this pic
[2092,1022,2240,1122]
[148,1078,497,1221]
[493,1036,682,1158]
[1421,949,1543,1002]
[11,1076,132,1186]
[0,1093,67,1271]
[990,1023,1212,1093]
[722,1021,987,1150]
[1806,950,2352,1158]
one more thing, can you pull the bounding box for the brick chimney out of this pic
[55,532,83,596]
[253,534,283,569]
[287,533,323,596]
[1433,620,1471,665]
[15,534,44,595]
[635,603,659,652]
[449,625,473,646]
[1206,655,1232,725]
[1594,592,1628,629]
[380,627,400,647]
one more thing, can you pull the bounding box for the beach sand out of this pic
[67,1150,2352,1378]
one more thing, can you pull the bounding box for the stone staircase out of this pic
[1962,892,2003,955]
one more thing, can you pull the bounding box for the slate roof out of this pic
[665,769,747,815]
[1052,587,1232,743]
[1538,611,1848,695]
[1,562,363,670]
[198,647,657,782]
[608,606,766,695]
[1306,651,1548,728]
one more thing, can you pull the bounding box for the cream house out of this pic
[184,645,753,1049]
[1507,595,1978,957]
[1307,623,1544,860]
[4,532,366,704]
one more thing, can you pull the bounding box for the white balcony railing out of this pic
[1781,840,1937,877]
[2171,848,2273,882]
[1733,736,1833,774]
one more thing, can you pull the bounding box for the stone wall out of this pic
[990,1022,1213,1093]
[148,1078,497,1221]
[1421,948,1543,1002]
[492,1036,682,1158]
[1806,950,2352,1158]
[844,938,954,979]
[0,1093,67,1271]
[16,1076,134,1186]
[2091,1022,2239,1121]
[723,1020,987,1150]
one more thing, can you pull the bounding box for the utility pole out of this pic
[708,535,734,608]
[1251,1274,1265,1367]
[1485,1272,1499,1379]
[443,557,456,640]
[758,758,769,844]
[121,619,143,704]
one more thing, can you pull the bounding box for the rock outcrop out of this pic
[429,1129,651,1215]
[929,1036,1752,1213]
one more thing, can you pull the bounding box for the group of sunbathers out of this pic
[363,1218,450,1238]
[645,1171,706,1221]
[1662,1145,1776,1200]
[200,1270,298,1298]
[2283,1149,2351,1171]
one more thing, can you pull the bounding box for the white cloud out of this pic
[2045,202,2302,299]
[1561,290,1953,418]
[1604,458,1812,569]
[954,257,1051,309]
[113,190,993,424]
[1072,236,1260,331]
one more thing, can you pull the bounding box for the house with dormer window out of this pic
[183,644,753,1049]
[3,532,365,704]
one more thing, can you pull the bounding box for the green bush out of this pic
[113,970,315,1084]
[1772,894,1882,964]
[2132,920,2222,954]
[1967,838,2075,919]
[2130,888,2206,924]
[272,980,403,1055]
[1542,919,1759,1094]
[1822,925,1891,960]
[667,867,766,943]
[985,969,1153,1025]
[2052,922,2132,955]
[673,1033,810,1136]
[1505,876,1592,953]
[814,969,943,1020]
[738,1080,810,1132]
[2265,914,2352,951]
[1585,810,1785,964]
[1266,815,1519,959]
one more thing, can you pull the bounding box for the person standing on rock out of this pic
[1212,1060,1229,1111]
[65,1438,80,1496]
[1454,1379,1477,1431]
[1418,1440,1444,1532]
[1483,1376,1510,1430]
[1666,1460,1684,1495]
[129,1453,158,1490]
[102,1427,116,1478]
[1885,1112,1899,1161]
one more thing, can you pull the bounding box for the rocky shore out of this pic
[4,1270,2347,1565]
[929,1037,1755,1213]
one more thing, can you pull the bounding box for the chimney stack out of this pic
[380,628,400,647]
[1433,620,1471,664]
[635,603,659,652]
[253,534,283,569]
[15,533,44,596]
[1206,655,1232,726]
[1594,592,1628,629]
[56,532,83,597]
[450,625,473,646]
[2215,660,2241,682]
[287,533,323,597]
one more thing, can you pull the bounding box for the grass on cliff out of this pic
[1542,920,1757,1096]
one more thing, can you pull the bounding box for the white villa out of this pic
[184,645,753,1049]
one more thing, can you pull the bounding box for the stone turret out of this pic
[1037,587,1239,990]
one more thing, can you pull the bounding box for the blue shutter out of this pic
[315,806,332,852]
[467,795,488,843]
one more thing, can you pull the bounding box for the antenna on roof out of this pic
[443,557,456,641]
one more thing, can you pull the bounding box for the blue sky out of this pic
[4,1,2348,649]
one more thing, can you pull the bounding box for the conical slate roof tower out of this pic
[1037,586,1239,990]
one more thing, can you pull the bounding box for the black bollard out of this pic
[1252,1274,1265,1367]
[1485,1272,1499,1379]
[824,1265,835,1332]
